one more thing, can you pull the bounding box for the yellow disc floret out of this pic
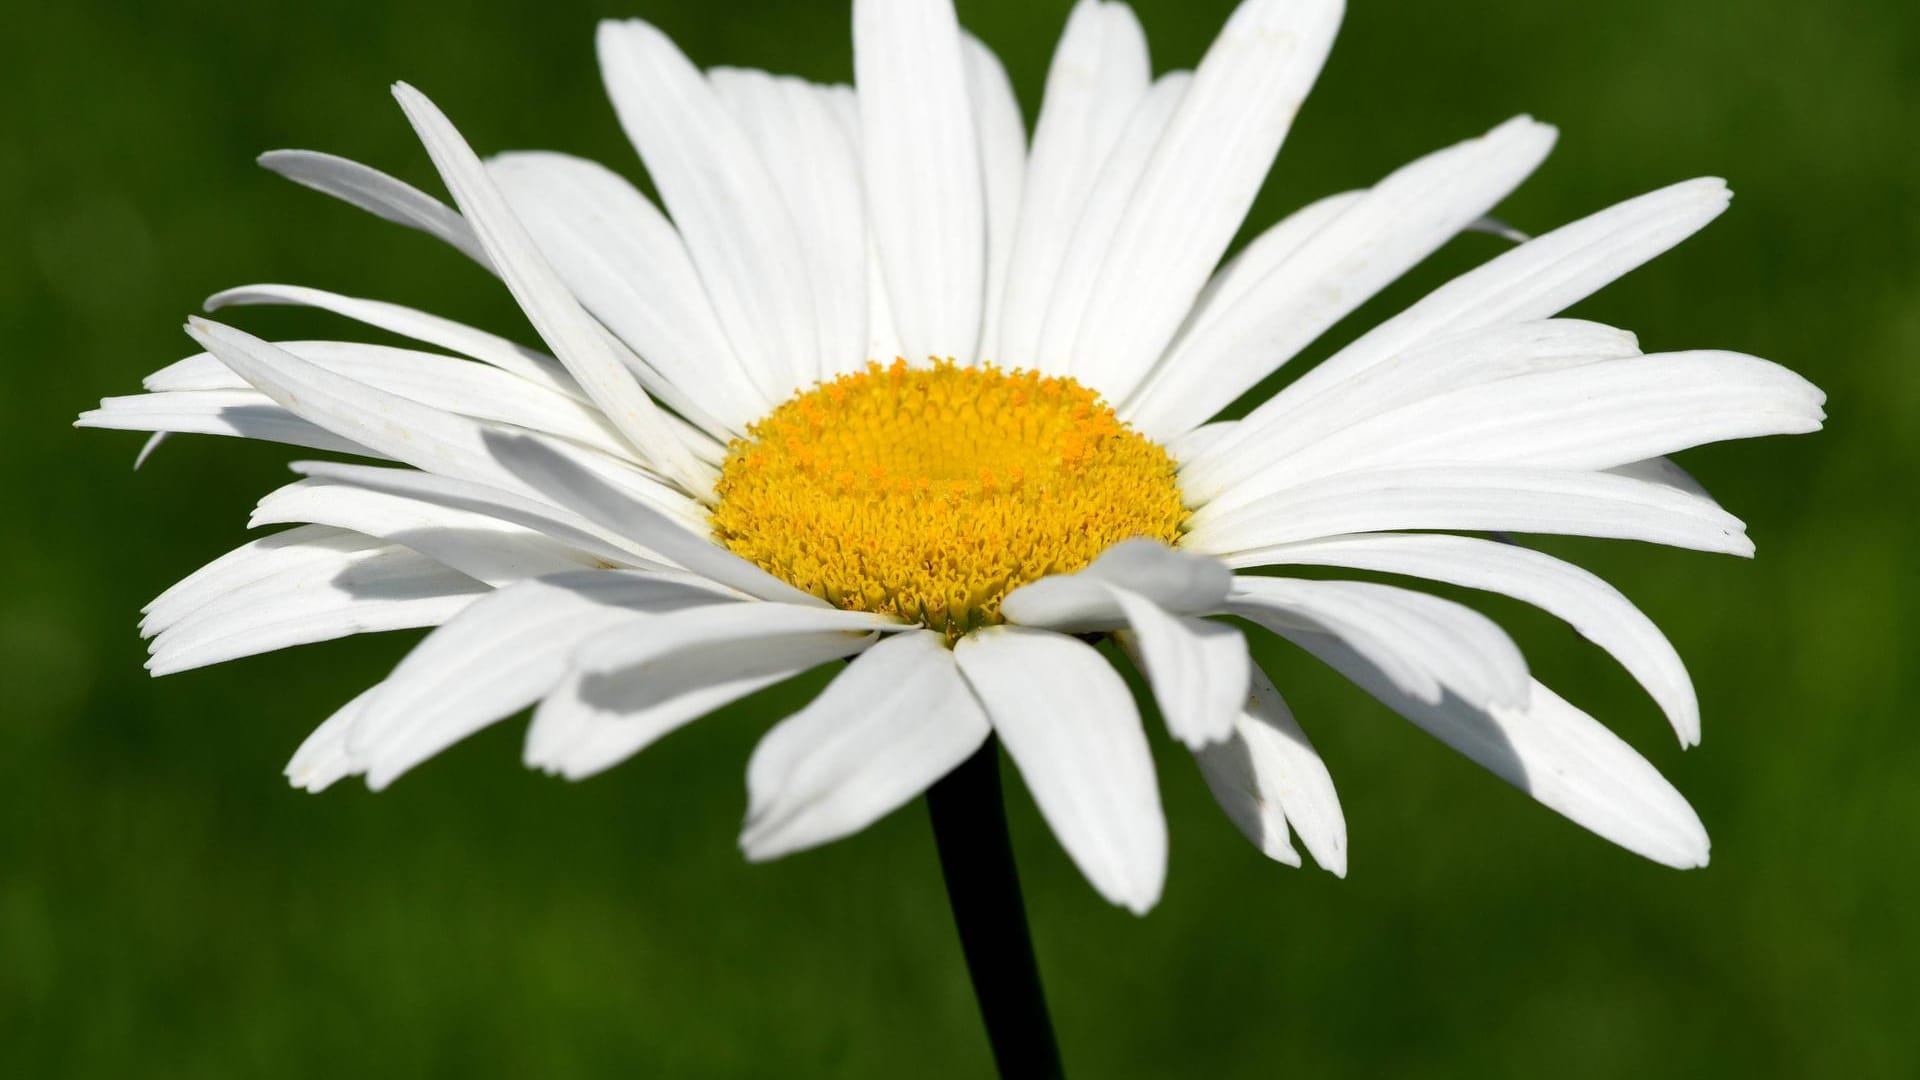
[711,359,1185,637]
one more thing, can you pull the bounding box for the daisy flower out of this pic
[80,0,1824,918]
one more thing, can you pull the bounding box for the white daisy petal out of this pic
[1000,538,1233,629]
[962,34,1027,364]
[569,600,901,678]
[1111,598,1250,749]
[482,432,827,606]
[488,150,769,432]
[1228,576,1530,710]
[1192,664,1346,875]
[1608,456,1717,502]
[250,477,607,587]
[1184,318,1642,506]
[144,525,373,633]
[285,460,657,569]
[1229,533,1699,745]
[709,70,869,381]
[348,569,735,789]
[391,82,708,490]
[855,0,985,364]
[203,283,581,400]
[1124,115,1558,437]
[148,544,486,676]
[182,319,705,532]
[1212,351,1825,506]
[1037,71,1192,374]
[1070,0,1344,401]
[1167,420,1245,463]
[995,0,1150,368]
[1218,177,1734,459]
[1194,725,1298,867]
[1151,189,1364,376]
[285,686,380,794]
[526,631,879,781]
[257,148,491,268]
[77,390,379,458]
[741,630,992,860]
[955,626,1167,914]
[598,22,819,400]
[146,340,634,458]
[863,234,903,364]
[1295,632,1709,869]
[1182,465,1753,558]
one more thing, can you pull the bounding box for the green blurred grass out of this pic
[3,0,1916,1075]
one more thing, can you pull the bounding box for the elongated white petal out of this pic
[392,83,707,491]
[526,631,876,781]
[1182,466,1753,558]
[741,631,992,859]
[1194,730,1298,867]
[258,149,491,267]
[962,35,1026,364]
[571,600,901,677]
[1229,576,1529,710]
[78,390,380,458]
[599,21,819,399]
[144,525,372,632]
[287,460,656,569]
[1125,116,1557,437]
[1218,351,1825,507]
[1184,318,1641,506]
[855,0,985,363]
[286,685,380,793]
[1168,420,1244,463]
[1193,665,1346,874]
[1000,538,1233,629]
[1296,632,1709,868]
[147,340,634,459]
[1150,189,1364,376]
[1230,533,1698,744]
[955,627,1166,914]
[1071,0,1344,400]
[1038,72,1192,373]
[488,151,768,432]
[204,283,580,399]
[148,544,486,676]
[1219,178,1734,458]
[483,432,825,606]
[1609,456,1716,502]
[1110,595,1250,748]
[863,234,903,365]
[349,570,735,788]
[995,0,1150,367]
[710,71,869,381]
[183,319,705,533]
[251,477,606,586]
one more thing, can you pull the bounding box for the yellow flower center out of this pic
[711,360,1185,636]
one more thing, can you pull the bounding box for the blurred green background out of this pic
[4,0,1915,1075]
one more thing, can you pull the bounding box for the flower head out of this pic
[81,0,1824,913]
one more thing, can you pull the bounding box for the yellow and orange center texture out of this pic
[711,360,1187,636]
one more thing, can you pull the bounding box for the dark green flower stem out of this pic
[926,737,1066,1080]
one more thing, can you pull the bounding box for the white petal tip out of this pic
[1262,840,1304,869]
[1176,725,1239,752]
[737,830,786,864]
